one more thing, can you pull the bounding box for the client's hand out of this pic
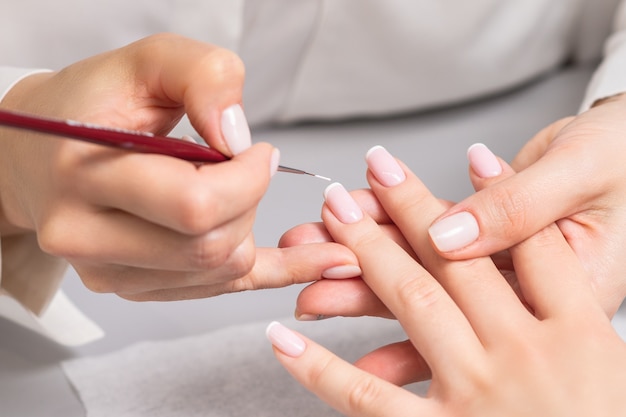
[267,147,626,416]
[0,33,358,301]
[428,97,626,316]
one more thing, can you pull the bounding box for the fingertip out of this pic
[231,142,278,181]
[467,143,502,179]
[323,182,343,200]
[323,182,364,224]
[270,147,280,177]
[221,103,251,155]
[266,321,307,358]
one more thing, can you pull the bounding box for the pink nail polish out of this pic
[270,148,280,177]
[321,265,362,279]
[221,104,251,155]
[428,212,479,252]
[323,183,363,224]
[467,143,502,178]
[365,145,406,186]
[266,321,306,357]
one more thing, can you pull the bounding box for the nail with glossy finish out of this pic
[321,264,362,279]
[270,148,280,177]
[221,104,251,155]
[324,183,363,224]
[365,145,406,186]
[266,321,306,357]
[467,143,502,178]
[428,211,480,252]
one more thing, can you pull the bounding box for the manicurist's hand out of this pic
[267,146,626,417]
[0,33,358,301]
[428,97,626,316]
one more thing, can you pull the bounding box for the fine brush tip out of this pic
[311,173,332,181]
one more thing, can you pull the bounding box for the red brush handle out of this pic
[0,109,228,162]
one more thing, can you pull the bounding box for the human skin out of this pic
[283,97,626,327]
[267,147,626,416]
[428,96,626,315]
[0,33,359,301]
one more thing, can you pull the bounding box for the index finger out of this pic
[81,142,277,234]
[321,183,483,381]
[266,322,426,417]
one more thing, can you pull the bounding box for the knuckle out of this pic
[222,241,256,280]
[190,234,255,280]
[345,375,384,412]
[396,275,443,310]
[174,185,215,234]
[390,191,433,219]
[350,229,388,255]
[298,349,385,414]
[78,270,117,294]
[37,217,80,259]
[485,186,533,236]
[200,47,245,85]
[187,231,230,270]
[520,223,562,249]
[304,355,335,389]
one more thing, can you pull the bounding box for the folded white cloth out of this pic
[62,305,626,417]
[62,317,427,417]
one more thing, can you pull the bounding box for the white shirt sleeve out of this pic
[580,1,626,111]
[0,67,104,345]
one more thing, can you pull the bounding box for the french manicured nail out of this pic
[467,143,502,178]
[266,321,306,357]
[324,183,363,224]
[270,148,280,177]
[428,212,479,252]
[365,145,406,186]
[295,312,332,321]
[221,104,251,155]
[321,265,362,279]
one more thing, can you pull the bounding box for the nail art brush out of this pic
[0,109,330,180]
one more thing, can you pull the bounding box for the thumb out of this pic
[133,33,250,157]
[427,143,588,259]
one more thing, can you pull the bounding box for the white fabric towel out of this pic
[62,317,428,417]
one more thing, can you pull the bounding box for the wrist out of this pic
[0,72,56,236]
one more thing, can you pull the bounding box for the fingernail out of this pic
[181,134,196,143]
[221,104,251,155]
[266,321,306,357]
[321,265,362,279]
[467,143,502,178]
[323,183,363,224]
[270,148,280,177]
[365,145,406,186]
[295,312,332,321]
[428,212,479,252]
